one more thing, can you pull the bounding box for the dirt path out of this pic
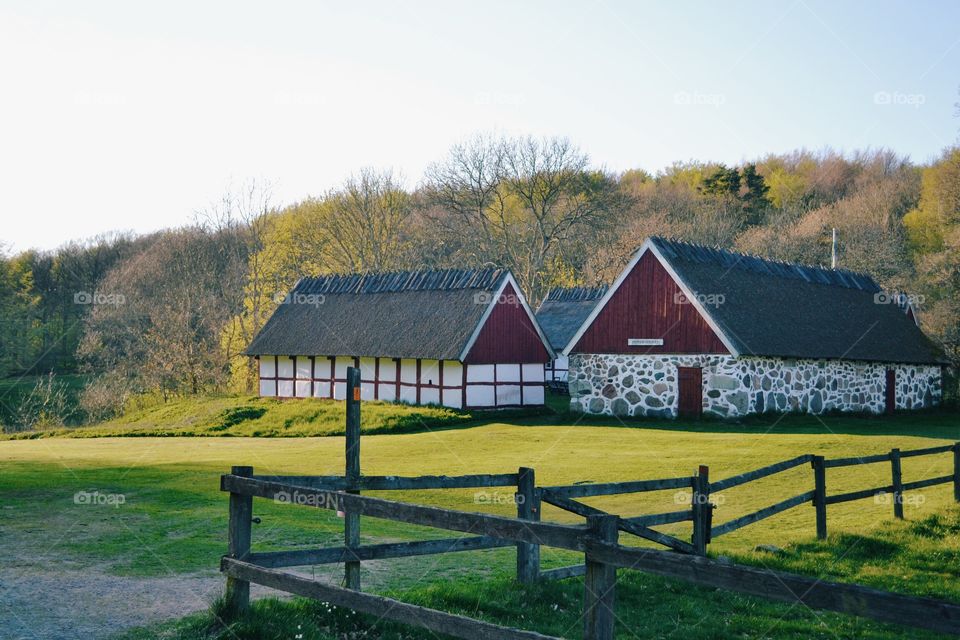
[0,557,411,638]
[0,567,245,639]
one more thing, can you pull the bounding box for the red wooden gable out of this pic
[464,282,551,364]
[571,251,728,355]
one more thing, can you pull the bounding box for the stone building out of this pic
[563,237,946,418]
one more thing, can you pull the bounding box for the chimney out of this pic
[831,228,837,269]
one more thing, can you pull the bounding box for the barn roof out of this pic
[566,237,947,365]
[536,286,608,351]
[245,268,546,361]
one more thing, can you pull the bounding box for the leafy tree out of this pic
[740,164,771,225]
[904,148,960,254]
[699,164,741,198]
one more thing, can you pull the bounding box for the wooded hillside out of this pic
[2,135,958,426]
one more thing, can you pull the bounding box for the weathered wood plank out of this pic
[516,467,539,584]
[221,558,561,640]
[622,510,692,527]
[248,536,514,568]
[225,465,253,617]
[618,517,696,555]
[812,455,827,540]
[583,542,960,636]
[362,474,520,490]
[898,444,956,458]
[902,475,953,491]
[221,475,589,552]
[252,475,349,490]
[824,485,893,505]
[541,490,695,554]
[710,491,815,538]
[540,489,603,518]
[583,515,618,640]
[823,453,891,468]
[344,367,361,591]
[544,476,691,498]
[539,564,587,581]
[954,444,960,503]
[252,474,520,491]
[710,455,813,492]
[691,466,710,555]
[890,449,904,520]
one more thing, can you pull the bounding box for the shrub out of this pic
[79,372,133,423]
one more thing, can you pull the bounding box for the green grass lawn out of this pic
[2,408,958,638]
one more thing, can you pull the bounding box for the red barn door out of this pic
[885,369,896,414]
[678,367,702,418]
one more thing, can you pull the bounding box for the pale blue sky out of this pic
[2,0,959,251]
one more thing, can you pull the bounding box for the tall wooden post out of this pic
[890,448,904,519]
[953,443,960,503]
[516,467,540,583]
[583,514,618,640]
[691,465,711,555]
[344,367,361,590]
[812,456,827,540]
[225,465,253,617]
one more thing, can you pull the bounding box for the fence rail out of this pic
[221,467,960,638]
[219,366,960,639]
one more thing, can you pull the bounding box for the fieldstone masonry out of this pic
[568,353,941,418]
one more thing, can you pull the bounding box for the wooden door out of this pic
[678,367,703,418]
[885,369,896,414]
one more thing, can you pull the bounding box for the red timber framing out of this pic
[257,355,546,409]
[463,282,552,365]
[255,276,553,409]
[570,251,729,355]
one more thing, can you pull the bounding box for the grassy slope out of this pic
[2,394,482,438]
[2,412,958,638]
[5,389,958,441]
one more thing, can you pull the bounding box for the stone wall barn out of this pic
[563,237,946,418]
[246,268,554,409]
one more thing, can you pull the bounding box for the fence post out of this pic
[691,465,711,555]
[953,443,960,503]
[344,367,361,591]
[890,448,904,519]
[225,465,253,617]
[516,467,540,583]
[583,514,618,640]
[812,456,827,540]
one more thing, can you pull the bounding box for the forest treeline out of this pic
[2,134,959,426]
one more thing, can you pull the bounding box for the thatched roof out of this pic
[245,269,510,360]
[536,286,608,351]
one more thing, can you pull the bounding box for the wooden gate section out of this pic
[678,366,703,418]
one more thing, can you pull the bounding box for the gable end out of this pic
[570,250,730,355]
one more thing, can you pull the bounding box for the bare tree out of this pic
[424,135,628,304]
[198,180,276,392]
[318,168,415,272]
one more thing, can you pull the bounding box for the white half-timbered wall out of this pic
[544,355,569,382]
[257,355,544,408]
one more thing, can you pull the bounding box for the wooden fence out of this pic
[220,367,960,639]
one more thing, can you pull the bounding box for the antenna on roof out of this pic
[831,228,838,270]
